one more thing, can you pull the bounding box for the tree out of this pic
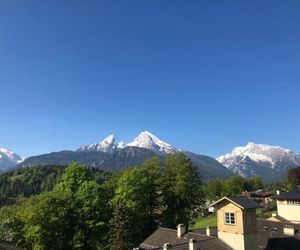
[55,163,92,193]
[248,176,264,191]
[109,201,133,250]
[9,190,74,250]
[7,164,110,250]
[73,180,110,249]
[141,157,162,227]
[287,167,300,190]
[161,153,204,228]
[224,175,247,196]
[206,179,225,201]
[111,167,154,247]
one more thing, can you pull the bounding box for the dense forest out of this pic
[0,153,204,249]
[0,154,298,250]
[0,165,111,206]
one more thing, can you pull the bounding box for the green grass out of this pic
[190,214,217,229]
[256,208,276,219]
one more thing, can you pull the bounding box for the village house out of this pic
[268,188,300,224]
[139,196,300,250]
[240,191,273,205]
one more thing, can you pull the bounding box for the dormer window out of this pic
[225,212,235,225]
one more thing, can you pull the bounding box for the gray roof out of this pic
[229,196,262,209]
[256,219,300,249]
[139,227,231,250]
[210,196,262,209]
[276,188,300,200]
[140,219,300,250]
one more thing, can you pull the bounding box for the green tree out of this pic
[55,163,92,193]
[161,153,204,228]
[287,167,300,190]
[206,179,225,201]
[9,190,74,250]
[73,180,109,249]
[224,175,247,196]
[7,164,110,250]
[111,167,154,247]
[248,176,264,191]
[109,201,133,250]
[141,157,162,227]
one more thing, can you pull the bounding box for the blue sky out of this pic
[0,1,300,157]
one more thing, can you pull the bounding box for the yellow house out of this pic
[275,188,300,223]
[210,196,261,250]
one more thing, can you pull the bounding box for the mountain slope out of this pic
[0,148,23,171]
[20,148,233,181]
[217,142,300,181]
[185,151,233,180]
[20,147,157,172]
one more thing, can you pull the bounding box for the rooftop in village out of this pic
[209,196,263,209]
[276,188,300,200]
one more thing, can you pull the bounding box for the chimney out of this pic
[284,225,295,236]
[206,225,211,236]
[189,238,196,250]
[177,224,185,238]
[163,243,171,250]
[276,190,280,195]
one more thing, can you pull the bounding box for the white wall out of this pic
[218,232,257,250]
[278,203,300,223]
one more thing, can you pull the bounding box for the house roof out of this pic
[209,196,262,209]
[256,219,300,249]
[276,188,300,200]
[241,191,273,198]
[140,219,300,250]
[139,227,231,250]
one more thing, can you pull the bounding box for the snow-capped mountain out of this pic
[77,135,125,154]
[77,131,178,155]
[0,147,23,171]
[127,131,177,154]
[217,142,300,180]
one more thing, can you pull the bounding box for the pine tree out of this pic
[109,201,133,250]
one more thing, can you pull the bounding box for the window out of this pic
[225,212,235,225]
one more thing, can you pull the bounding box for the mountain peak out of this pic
[0,147,23,171]
[127,131,177,154]
[77,134,118,154]
[217,142,300,179]
[100,134,115,145]
[230,142,293,158]
[77,131,177,155]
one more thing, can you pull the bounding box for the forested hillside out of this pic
[0,165,111,206]
[0,153,204,249]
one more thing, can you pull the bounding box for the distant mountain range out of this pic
[12,131,231,181]
[76,131,177,155]
[217,142,300,182]
[2,132,300,181]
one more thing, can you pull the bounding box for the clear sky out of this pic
[0,1,300,158]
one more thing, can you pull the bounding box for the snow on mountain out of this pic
[77,134,124,154]
[217,142,300,180]
[0,147,23,171]
[127,131,177,154]
[77,131,177,155]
